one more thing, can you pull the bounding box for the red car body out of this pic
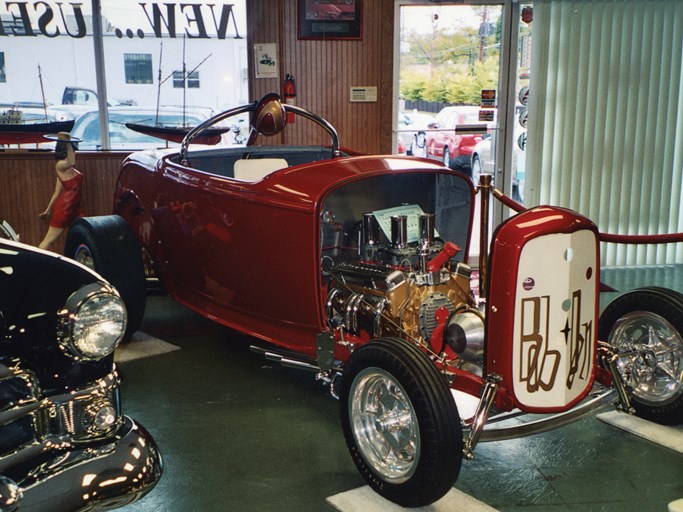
[115,149,601,411]
[66,95,683,508]
[117,153,466,356]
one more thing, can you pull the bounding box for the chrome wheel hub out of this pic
[610,311,683,405]
[349,368,419,483]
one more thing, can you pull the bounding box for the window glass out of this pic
[71,108,207,149]
[187,71,200,89]
[99,0,247,149]
[0,1,247,150]
[172,70,199,89]
[172,71,184,89]
[124,53,154,84]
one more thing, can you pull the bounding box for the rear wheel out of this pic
[65,216,146,340]
[339,338,463,507]
[471,154,482,182]
[599,287,683,425]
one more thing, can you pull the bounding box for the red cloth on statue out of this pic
[50,169,85,229]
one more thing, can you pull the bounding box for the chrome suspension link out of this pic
[463,373,501,460]
[598,341,635,414]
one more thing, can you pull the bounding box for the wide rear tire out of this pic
[599,286,683,425]
[65,215,146,340]
[339,338,463,507]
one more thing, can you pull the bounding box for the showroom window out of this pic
[395,0,682,266]
[0,0,247,150]
[124,53,153,84]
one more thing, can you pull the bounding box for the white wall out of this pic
[0,33,247,111]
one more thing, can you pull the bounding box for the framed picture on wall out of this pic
[298,0,362,40]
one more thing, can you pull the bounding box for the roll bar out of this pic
[180,95,341,165]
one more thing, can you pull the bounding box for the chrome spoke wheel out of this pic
[349,367,419,483]
[610,311,683,405]
[340,338,462,506]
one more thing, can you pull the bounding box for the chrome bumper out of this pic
[477,388,617,443]
[3,416,162,512]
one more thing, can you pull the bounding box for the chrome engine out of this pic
[324,211,485,370]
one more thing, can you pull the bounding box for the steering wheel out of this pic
[180,93,341,165]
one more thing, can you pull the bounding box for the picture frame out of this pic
[298,0,362,40]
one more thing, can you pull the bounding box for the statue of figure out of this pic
[39,132,84,250]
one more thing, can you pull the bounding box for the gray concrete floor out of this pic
[119,266,683,512]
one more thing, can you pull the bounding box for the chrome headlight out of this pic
[59,283,127,360]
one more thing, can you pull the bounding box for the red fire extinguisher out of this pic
[283,74,296,124]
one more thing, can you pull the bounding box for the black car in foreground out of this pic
[0,238,161,511]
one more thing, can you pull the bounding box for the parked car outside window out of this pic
[71,106,211,150]
[396,111,434,157]
[425,105,484,172]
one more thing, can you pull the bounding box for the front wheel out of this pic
[65,216,146,340]
[339,338,463,507]
[599,287,683,425]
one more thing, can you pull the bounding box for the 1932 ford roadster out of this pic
[65,94,683,507]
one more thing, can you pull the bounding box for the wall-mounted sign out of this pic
[518,86,530,106]
[479,110,495,122]
[519,108,528,128]
[254,43,278,79]
[350,86,377,102]
[481,89,496,108]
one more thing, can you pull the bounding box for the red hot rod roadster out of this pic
[66,94,683,507]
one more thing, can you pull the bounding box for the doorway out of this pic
[393,1,532,259]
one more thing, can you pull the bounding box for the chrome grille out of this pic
[0,365,123,465]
